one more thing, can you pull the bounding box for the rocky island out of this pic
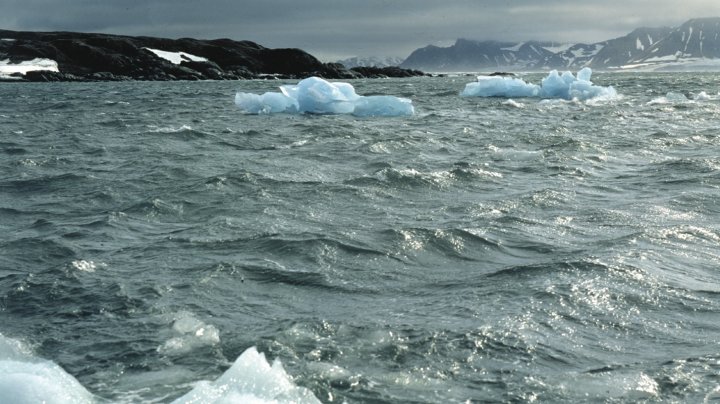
[0,30,425,82]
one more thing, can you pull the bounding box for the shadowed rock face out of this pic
[0,30,425,81]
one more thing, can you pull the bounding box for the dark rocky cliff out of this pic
[0,30,425,81]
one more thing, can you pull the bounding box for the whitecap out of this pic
[71,260,98,272]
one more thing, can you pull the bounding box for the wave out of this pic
[647,157,720,175]
[0,173,89,194]
[122,197,187,218]
[486,259,610,279]
[2,237,76,264]
[240,263,332,289]
[0,141,28,155]
[380,227,508,265]
[144,124,208,138]
[344,165,502,190]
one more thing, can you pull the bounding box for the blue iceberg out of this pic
[235,77,414,117]
[461,68,617,100]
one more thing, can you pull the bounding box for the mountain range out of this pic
[400,17,720,72]
[337,56,405,68]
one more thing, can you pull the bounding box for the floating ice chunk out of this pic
[576,67,592,82]
[539,70,576,99]
[462,68,617,100]
[461,76,539,98]
[0,334,94,404]
[234,92,298,114]
[294,76,356,114]
[158,312,220,355]
[172,347,321,404]
[353,95,415,117]
[236,76,414,116]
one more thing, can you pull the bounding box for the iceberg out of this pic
[234,92,299,114]
[235,76,414,116]
[462,75,540,98]
[461,68,617,100]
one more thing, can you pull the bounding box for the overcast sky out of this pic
[2,1,717,61]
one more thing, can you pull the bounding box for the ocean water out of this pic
[1,73,720,403]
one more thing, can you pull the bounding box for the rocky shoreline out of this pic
[0,30,426,82]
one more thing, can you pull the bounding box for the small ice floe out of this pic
[143,48,209,65]
[235,76,414,116]
[158,312,220,355]
[461,68,617,101]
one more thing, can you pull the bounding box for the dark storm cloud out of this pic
[1,1,716,60]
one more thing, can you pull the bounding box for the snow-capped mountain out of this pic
[627,18,720,69]
[401,39,557,71]
[400,17,720,72]
[539,27,672,69]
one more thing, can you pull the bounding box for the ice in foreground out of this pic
[235,76,414,116]
[0,332,319,404]
[172,347,321,404]
[461,68,617,100]
[0,334,93,404]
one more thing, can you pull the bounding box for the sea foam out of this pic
[235,76,414,116]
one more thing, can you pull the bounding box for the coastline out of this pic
[0,30,426,82]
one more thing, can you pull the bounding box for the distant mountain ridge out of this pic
[337,56,404,68]
[401,17,720,71]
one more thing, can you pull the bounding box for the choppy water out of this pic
[1,73,720,403]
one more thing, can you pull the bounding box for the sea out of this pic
[1,72,720,403]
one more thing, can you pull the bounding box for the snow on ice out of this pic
[461,68,617,100]
[235,76,415,116]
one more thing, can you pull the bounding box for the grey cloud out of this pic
[1,1,716,60]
